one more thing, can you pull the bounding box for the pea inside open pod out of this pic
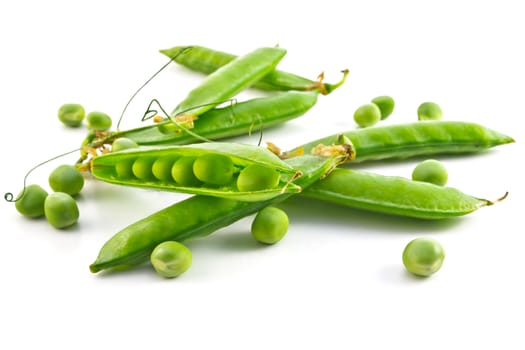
[90,142,303,202]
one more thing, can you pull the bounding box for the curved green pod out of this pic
[160,45,348,95]
[89,152,351,273]
[293,121,514,162]
[91,142,304,202]
[170,46,286,119]
[303,168,504,219]
[106,91,319,146]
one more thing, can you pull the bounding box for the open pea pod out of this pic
[90,142,303,202]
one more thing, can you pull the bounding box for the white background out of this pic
[1,1,523,349]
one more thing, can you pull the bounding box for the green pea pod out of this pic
[89,150,352,273]
[91,142,304,202]
[302,168,506,219]
[97,91,319,147]
[170,46,286,119]
[160,45,349,95]
[292,121,514,162]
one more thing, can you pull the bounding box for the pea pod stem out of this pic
[160,45,349,95]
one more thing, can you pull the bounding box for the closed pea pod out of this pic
[160,45,349,95]
[90,149,353,273]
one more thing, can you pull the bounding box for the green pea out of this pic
[112,137,138,152]
[150,241,192,278]
[237,164,280,192]
[412,159,448,186]
[371,95,395,120]
[152,156,176,181]
[58,103,85,127]
[402,238,445,277]
[353,103,381,128]
[251,206,289,244]
[14,184,48,218]
[417,102,443,121]
[48,164,84,196]
[171,157,201,186]
[44,192,79,229]
[132,158,154,180]
[115,160,135,179]
[86,111,112,131]
[193,153,234,185]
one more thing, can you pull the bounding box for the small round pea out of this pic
[132,158,154,180]
[111,137,139,152]
[193,153,234,186]
[371,95,395,120]
[353,103,381,128]
[417,102,443,121]
[412,159,448,186]
[237,164,280,192]
[115,159,135,179]
[171,157,201,186]
[48,164,84,196]
[58,103,85,127]
[251,207,289,244]
[44,192,79,229]
[86,111,112,131]
[150,241,192,278]
[152,156,176,181]
[402,237,445,277]
[14,184,48,218]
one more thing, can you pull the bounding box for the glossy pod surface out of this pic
[295,121,514,162]
[115,91,319,146]
[160,45,347,95]
[90,153,350,273]
[91,142,302,202]
[303,168,496,219]
[170,46,286,118]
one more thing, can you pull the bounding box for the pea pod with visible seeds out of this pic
[91,142,312,202]
[89,150,352,273]
[291,121,514,162]
[302,168,506,219]
[160,45,349,95]
[169,46,286,120]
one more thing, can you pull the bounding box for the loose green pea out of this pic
[353,103,381,128]
[44,192,79,229]
[112,137,139,152]
[251,206,289,244]
[237,164,280,192]
[14,184,48,218]
[48,164,84,196]
[132,158,154,180]
[193,153,234,185]
[150,241,192,278]
[402,238,445,277]
[58,103,85,127]
[152,156,176,181]
[417,102,443,121]
[171,157,201,186]
[115,160,135,179]
[86,111,112,131]
[371,95,395,120]
[412,159,448,186]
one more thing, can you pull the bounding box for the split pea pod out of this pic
[170,46,286,119]
[302,168,505,219]
[97,91,319,147]
[160,45,348,95]
[292,121,514,163]
[89,151,352,273]
[90,142,304,202]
